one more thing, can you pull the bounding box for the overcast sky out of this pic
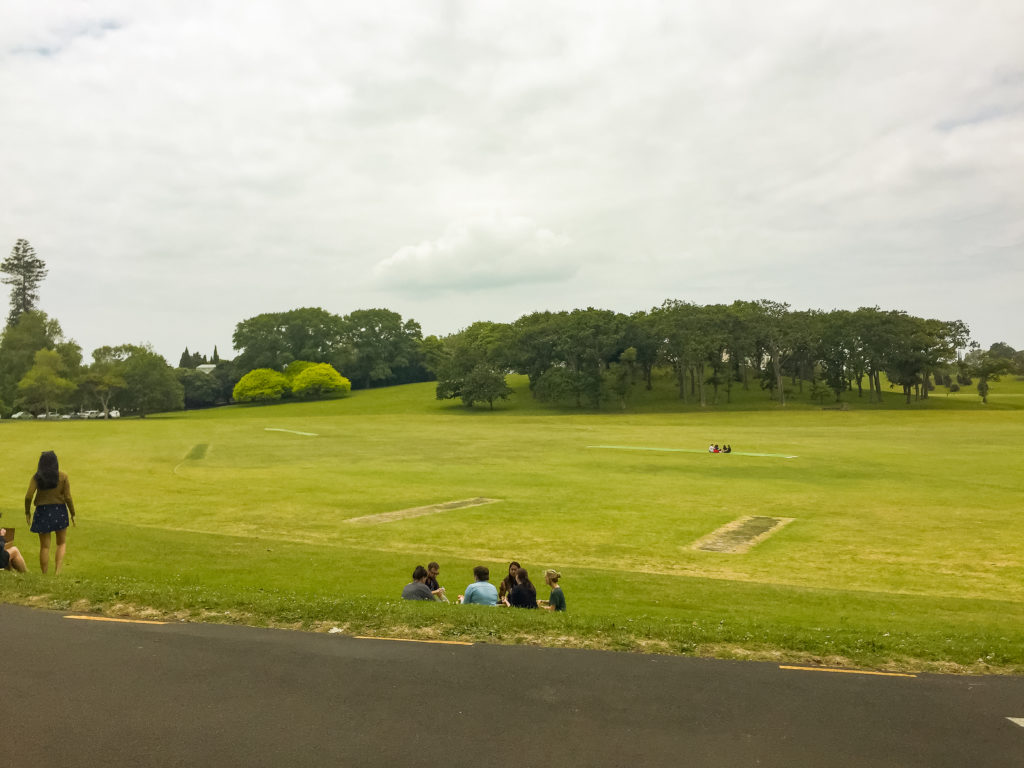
[3,1,1022,363]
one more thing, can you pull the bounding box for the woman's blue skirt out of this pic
[31,503,70,533]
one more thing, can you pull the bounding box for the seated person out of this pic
[498,561,521,604]
[0,528,27,573]
[539,569,566,612]
[425,560,448,602]
[401,565,436,601]
[458,565,498,605]
[723,444,732,453]
[708,443,716,453]
[506,567,538,609]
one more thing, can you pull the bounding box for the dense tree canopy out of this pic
[232,306,428,389]
[428,301,978,410]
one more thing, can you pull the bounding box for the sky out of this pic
[2,1,1023,364]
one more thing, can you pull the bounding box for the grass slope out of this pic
[1,373,1022,673]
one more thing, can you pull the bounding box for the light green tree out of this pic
[232,368,290,403]
[291,363,351,399]
[17,348,76,415]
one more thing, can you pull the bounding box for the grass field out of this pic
[2,373,1022,674]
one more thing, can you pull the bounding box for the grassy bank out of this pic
[2,374,1022,673]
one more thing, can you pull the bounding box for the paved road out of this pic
[1,603,1021,767]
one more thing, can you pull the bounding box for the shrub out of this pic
[232,369,290,403]
[285,360,316,380]
[291,363,351,400]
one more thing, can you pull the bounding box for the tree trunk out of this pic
[772,346,785,406]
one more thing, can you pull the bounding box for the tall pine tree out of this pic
[2,239,48,327]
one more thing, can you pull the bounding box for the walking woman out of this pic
[24,451,76,574]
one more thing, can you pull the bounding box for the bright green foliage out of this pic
[16,348,76,414]
[291,363,351,399]
[232,368,291,403]
[285,360,316,380]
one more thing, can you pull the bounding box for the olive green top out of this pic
[25,471,76,517]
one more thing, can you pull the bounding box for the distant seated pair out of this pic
[402,562,448,602]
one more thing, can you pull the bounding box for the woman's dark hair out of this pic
[500,561,521,592]
[412,565,428,581]
[515,567,536,595]
[36,451,59,491]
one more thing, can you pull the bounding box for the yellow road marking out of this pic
[354,635,472,646]
[780,665,916,678]
[64,615,167,625]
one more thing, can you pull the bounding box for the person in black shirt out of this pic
[424,561,448,602]
[506,567,538,608]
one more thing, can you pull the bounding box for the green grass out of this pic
[2,372,1023,673]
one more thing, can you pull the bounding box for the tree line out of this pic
[427,301,1021,409]
[2,238,1020,416]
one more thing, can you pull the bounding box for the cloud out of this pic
[2,2,1023,358]
[373,213,575,291]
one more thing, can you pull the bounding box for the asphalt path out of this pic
[1,603,1021,767]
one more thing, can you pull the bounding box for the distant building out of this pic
[196,364,217,375]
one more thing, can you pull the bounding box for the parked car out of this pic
[109,410,121,418]
[11,411,34,420]
[79,410,100,419]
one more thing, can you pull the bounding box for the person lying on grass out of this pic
[458,565,498,605]
[504,567,538,608]
[402,565,437,601]
[538,569,566,612]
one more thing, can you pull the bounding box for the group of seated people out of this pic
[402,560,566,611]
[708,443,732,453]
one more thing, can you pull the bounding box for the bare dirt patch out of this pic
[692,516,795,553]
[343,497,500,525]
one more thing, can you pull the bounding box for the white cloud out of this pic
[374,213,575,291]
[1,1,1023,358]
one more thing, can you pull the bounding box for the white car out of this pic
[109,410,121,418]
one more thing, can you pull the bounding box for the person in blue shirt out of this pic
[458,565,498,605]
